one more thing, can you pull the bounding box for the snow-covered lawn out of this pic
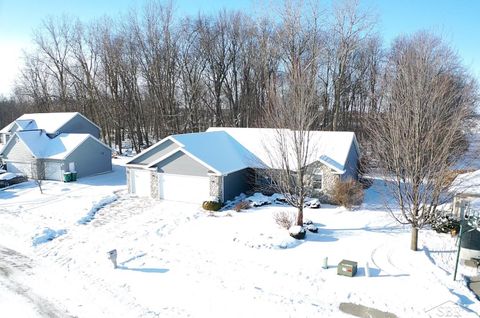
[0,159,479,317]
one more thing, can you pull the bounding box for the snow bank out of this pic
[32,228,67,246]
[246,192,286,207]
[77,194,118,225]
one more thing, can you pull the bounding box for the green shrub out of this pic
[332,179,364,209]
[202,200,222,211]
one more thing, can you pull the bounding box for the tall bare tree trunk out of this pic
[410,228,418,251]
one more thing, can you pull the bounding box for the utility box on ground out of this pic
[337,259,357,277]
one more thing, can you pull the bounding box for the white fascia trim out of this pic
[318,157,345,175]
[127,136,172,164]
[147,147,222,176]
[180,148,222,176]
[74,112,102,131]
[58,134,111,160]
[145,147,185,168]
[6,133,37,158]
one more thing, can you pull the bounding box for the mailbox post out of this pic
[107,249,118,269]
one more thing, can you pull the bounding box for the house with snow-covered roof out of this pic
[0,112,100,145]
[0,113,111,181]
[126,127,360,204]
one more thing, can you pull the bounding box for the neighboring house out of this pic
[0,130,112,181]
[0,112,111,181]
[126,127,360,204]
[450,170,480,261]
[0,112,100,145]
[451,170,480,219]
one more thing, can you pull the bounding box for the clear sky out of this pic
[0,0,479,97]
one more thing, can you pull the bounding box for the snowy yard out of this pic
[0,158,479,317]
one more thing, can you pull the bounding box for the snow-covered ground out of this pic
[0,158,479,317]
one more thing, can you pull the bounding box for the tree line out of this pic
[3,0,384,153]
[1,0,476,157]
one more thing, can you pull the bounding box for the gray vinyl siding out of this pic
[1,135,34,161]
[223,168,253,201]
[58,114,101,138]
[65,137,112,178]
[341,141,360,181]
[153,151,209,176]
[130,139,179,165]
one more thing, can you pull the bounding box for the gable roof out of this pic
[0,112,99,135]
[127,131,265,175]
[167,131,265,174]
[128,128,359,176]
[0,130,108,160]
[207,127,359,173]
[451,169,480,196]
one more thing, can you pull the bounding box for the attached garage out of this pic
[126,131,264,204]
[158,173,210,203]
[130,169,152,197]
[44,161,63,180]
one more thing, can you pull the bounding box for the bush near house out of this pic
[202,201,222,211]
[273,210,295,229]
[432,216,460,236]
[332,179,364,209]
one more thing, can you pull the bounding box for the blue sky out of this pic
[0,0,479,97]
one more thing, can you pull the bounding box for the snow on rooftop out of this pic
[451,169,480,196]
[0,112,79,134]
[169,131,265,174]
[0,121,15,133]
[206,127,357,172]
[14,130,90,160]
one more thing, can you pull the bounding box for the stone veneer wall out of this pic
[126,167,157,198]
[209,174,223,202]
[311,163,340,203]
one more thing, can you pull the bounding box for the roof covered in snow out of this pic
[451,169,480,196]
[145,131,266,175]
[207,127,358,173]
[1,130,100,160]
[172,131,265,173]
[0,112,89,134]
[129,127,359,176]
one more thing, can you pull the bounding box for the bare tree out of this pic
[263,0,321,227]
[368,32,477,251]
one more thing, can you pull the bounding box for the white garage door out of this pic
[6,162,31,176]
[158,174,210,203]
[130,169,151,197]
[44,162,63,180]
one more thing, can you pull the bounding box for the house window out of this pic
[312,170,323,190]
[256,174,272,186]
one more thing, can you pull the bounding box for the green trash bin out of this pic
[63,172,72,182]
[70,171,77,181]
